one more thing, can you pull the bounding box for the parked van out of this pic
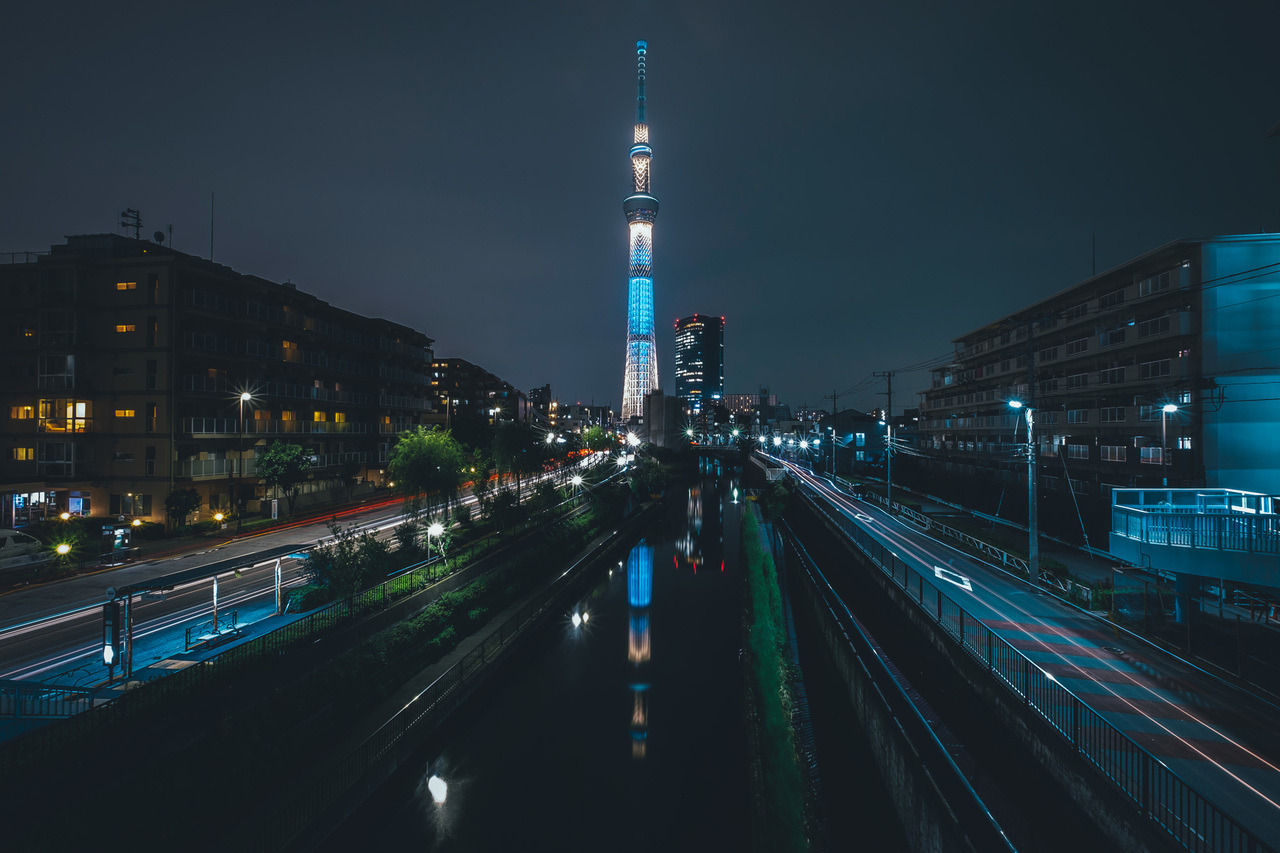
[0,529,44,561]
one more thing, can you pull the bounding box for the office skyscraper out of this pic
[621,40,659,421]
[674,314,724,414]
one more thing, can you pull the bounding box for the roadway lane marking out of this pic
[934,565,972,592]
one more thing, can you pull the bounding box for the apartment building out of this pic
[0,234,435,526]
[918,234,1280,508]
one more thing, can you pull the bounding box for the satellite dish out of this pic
[153,231,166,244]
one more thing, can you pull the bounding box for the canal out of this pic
[327,464,751,850]
[325,461,908,850]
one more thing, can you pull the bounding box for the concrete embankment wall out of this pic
[780,529,1009,853]
[790,496,1175,853]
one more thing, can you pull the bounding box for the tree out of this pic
[255,441,312,514]
[491,488,522,531]
[164,487,201,532]
[583,425,613,452]
[493,422,543,501]
[306,522,391,599]
[388,426,467,519]
[338,460,363,503]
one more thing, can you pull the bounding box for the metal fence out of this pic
[793,478,1274,853]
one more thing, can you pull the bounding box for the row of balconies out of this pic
[182,418,373,436]
[176,450,373,479]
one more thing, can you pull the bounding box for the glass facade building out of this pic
[674,314,724,414]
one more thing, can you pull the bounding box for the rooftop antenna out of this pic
[120,208,142,239]
[210,192,215,262]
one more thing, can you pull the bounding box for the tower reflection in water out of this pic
[627,539,652,759]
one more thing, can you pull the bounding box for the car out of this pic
[0,528,45,561]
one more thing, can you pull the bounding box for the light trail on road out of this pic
[775,457,1280,838]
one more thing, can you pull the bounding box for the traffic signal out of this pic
[102,601,120,667]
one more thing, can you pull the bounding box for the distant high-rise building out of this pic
[621,40,659,421]
[674,314,724,414]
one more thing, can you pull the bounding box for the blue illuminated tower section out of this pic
[621,40,659,421]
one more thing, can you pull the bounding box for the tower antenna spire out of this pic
[621,40,659,422]
[636,40,647,124]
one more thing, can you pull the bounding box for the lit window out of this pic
[281,411,296,421]
[12,447,33,461]
[313,411,327,422]
[116,281,137,291]
[9,405,34,419]
[114,409,136,418]
[333,412,346,423]
[116,324,136,333]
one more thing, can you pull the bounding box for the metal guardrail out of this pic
[871,495,1032,577]
[793,478,1274,853]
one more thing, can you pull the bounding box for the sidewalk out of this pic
[0,491,403,595]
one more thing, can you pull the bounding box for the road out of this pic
[776,456,1280,851]
[0,460,605,689]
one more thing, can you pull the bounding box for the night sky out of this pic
[6,1,1279,415]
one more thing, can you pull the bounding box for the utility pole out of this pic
[875,372,895,510]
[823,389,839,474]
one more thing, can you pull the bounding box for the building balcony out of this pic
[182,418,372,437]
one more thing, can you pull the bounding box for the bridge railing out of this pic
[0,681,98,719]
[793,477,1274,853]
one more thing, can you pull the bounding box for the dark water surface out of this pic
[328,468,751,852]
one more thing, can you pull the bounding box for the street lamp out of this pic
[1161,403,1178,487]
[1008,400,1039,580]
[427,520,446,579]
[237,391,252,533]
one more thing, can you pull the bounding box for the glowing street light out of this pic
[1008,400,1039,580]
[237,390,253,533]
[427,520,446,579]
[428,774,448,804]
[55,542,71,556]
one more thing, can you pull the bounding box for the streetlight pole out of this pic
[1009,400,1039,580]
[879,418,893,509]
[237,391,251,533]
[1161,404,1178,487]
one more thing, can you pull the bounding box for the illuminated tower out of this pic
[621,40,659,421]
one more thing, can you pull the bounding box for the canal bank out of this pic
[322,467,751,852]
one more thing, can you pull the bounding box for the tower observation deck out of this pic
[621,39,659,422]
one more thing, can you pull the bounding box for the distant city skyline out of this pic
[5,2,1280,413]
